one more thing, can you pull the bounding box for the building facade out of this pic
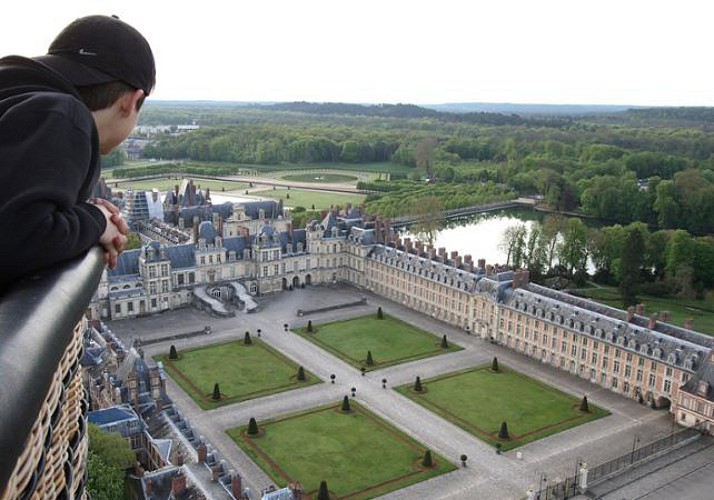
[94,200,714,431]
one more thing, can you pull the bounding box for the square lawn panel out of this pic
[229,401,455,499]
[157,339,319,409]
[397,365,609,450]
[295,314,461,370]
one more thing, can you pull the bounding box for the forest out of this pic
[123,101,714,304]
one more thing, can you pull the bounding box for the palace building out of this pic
[93,199,714,432]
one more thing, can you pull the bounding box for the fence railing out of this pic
[588,427,700,484]
[0,248,104,499]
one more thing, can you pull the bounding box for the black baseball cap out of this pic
[37,15,155,95]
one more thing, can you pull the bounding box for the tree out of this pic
[414,137,438,181]
[307,320,313,332]
[579,396,590,412]
[440,335,449,349]
[409,195,444,247]
[124,231,142,251]
[297,366,306,381]
[212,383,221,400]
[414,376,423,392]
[87,423,135,500]
[169,345,178,360]
[491,357,499,372]
[377,306,384,319]
[500,223,528,268]
[244,331,252,344]
[247,417,259,436]
[366,350,374,366]
[619,227,645,307]
[422,449,434,468]
[499,421,509,439]
[557,217,589,277]
[317,480,330,500]
[341,395,352,412]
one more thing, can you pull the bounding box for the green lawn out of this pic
[295,314,462,371]
[396,365,609,451]
[255,187,366,210]
[573,286,714,336]
[156,339,320,410]
[280,172,359,183]
[228,401,455,499]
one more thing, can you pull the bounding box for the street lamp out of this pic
[631,434,640,463]
[330,374,336,384]
[351,387,356,397]
[382,378,387,389]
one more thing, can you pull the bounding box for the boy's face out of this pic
[96,90,144,155]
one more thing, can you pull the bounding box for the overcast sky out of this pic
[3,0,713,106]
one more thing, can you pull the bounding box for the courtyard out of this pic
[107,284,689,499]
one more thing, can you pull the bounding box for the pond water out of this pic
[398,209,542,267]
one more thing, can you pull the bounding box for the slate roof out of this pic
[88,406,137,426]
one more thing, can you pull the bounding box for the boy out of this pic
[0,15,156,292]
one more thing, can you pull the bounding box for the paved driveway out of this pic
[107,284,697,499]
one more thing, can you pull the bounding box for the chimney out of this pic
[178,217,185,230]
[478,258,486,270]
[175,450,184,466]
[512,270,530,289]
[145,479,153,497]
[438,247,446,258]
[684,317,693,330]
[197,443,207,463]
[464,254,473,264]
[635,303,645,316]
[212,464,222,481]
[231,473,242,498]
[405,238,412,253]
[396,237,403,248]
[467,260,474,273]
[171,473,187,496]
[428,246,437,260]
[192,216,200,243]
[450,250,459,261]
[647,313,659,330]
[626,306,635,322]
[486,264,494,277]
[455,255,463,268]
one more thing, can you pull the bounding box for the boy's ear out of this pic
[118,89,145,116]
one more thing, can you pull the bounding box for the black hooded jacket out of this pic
[0,56,106,293]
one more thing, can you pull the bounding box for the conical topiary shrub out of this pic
[414,376,423,392]
[212,383,221,401]
[317,480,330,500]
[307,320,313,333]
[422,449,434,468]
[247,417,259,436]
[244,331,252,345]
[297,366,306,381]
[491,356,500,372]
[366,350,374,366]
[377,306,384,319]
[341,395,351,412]
[440,335,448,348]
[579,396,590,412]
[169,345,178,360]
[498,421,509,439]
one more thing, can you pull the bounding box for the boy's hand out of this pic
[91,200,129,269]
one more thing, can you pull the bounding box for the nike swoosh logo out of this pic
[78,48,97,56]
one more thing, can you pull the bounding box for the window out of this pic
[149,283,157,294]
[602,356,609,369]
[614,360,620,373]
[604,345,610,355]
[625,365,631,378]
[178,274,184,285]
[666,367,673,377]
[161,281,169,293]
[149,267,156,278]
[649,373,656,387]
[612,378,619,389]
[127,302,134,312]
[664,379,672,393]
[636,369,643,382]
[151,298,157,308]
[114,303,121,314]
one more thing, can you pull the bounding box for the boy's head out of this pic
[37,15,155,111]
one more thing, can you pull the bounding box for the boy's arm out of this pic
[0,93,112,283]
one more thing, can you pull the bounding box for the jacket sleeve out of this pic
[0,92,107,286]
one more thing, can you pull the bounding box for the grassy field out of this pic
[573,286,714,336]
[396,365,609,451]
[254,187,366,210]
[156,339,320,410]
[228,401,455,499]
[280,172,359,183]
[294,314,462,371]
